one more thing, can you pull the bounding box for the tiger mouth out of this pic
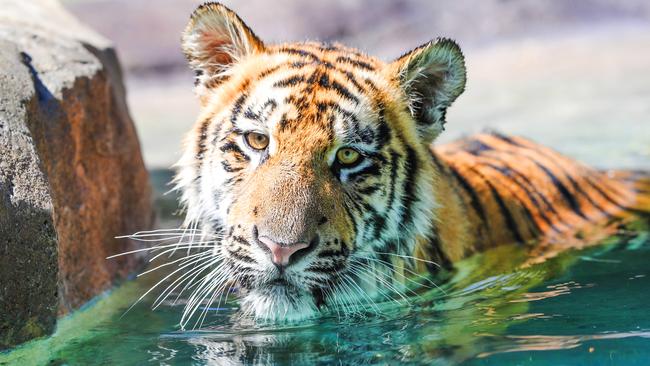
[239,279,322,322]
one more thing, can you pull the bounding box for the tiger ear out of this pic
[388,38,466,142]
[182,3,265,89]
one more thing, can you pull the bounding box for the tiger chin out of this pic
[170,2,650,324]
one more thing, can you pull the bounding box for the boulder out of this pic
[0,0,154,349]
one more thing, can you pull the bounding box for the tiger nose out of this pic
[258,236,310,267]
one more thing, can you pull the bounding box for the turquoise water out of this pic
[2,217,649,365]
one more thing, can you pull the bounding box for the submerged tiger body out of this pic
[170,3,650,324]
[431,133,649,265]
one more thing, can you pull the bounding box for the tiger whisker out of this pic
[180,261,237,327]
[372,251,442,268]
[331,275,360,317]
[183,267,237,330]
[147,242,217,262]
[117,228,205,236]
[348,262,415,304]
[340,272,382,315]
[196,273,238,329]
[193,275,231,329]
[168,249,228,307]
[120,253,217,319]
[152,258,221,310]
[106,243,217,259]
[346,263,404,306]
[137,250,212,278]
[352,255,447,295]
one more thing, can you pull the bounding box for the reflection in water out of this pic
[476,331,650,358]
[509,281,594,303]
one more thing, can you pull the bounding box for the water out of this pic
[2,217,649,365]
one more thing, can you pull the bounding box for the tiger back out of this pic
[429,132,650,264]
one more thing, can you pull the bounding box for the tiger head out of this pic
[175,2,466,323]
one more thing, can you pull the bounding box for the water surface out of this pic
[2,217,649,365]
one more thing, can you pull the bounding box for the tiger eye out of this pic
[336,147,361,166]
[245,132,269,150]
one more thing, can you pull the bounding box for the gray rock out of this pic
[0,0,154,349]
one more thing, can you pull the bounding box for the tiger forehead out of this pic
[222,42,390,145]
[265,42,383,71]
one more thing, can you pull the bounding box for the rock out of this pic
[0,0,154,349]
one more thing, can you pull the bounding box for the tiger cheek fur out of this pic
[174,2,466,322]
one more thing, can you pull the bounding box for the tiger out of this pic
[171,2,650,325]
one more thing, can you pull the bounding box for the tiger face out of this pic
[175,2,466,323]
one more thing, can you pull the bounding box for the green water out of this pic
[1,218,649,365]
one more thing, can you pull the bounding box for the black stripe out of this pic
[317,43,340,52]
[358,184,381,195]
[331,103,359,125]
[309,71,359,104]
[483,158,567,233]
[483,174,526,244]
[485,156,562,217]
[224,177,243,186]
[230,93,248,124]
[243,99,278,122]
[346,163,382,181]
[446,164,487,222]
[431,152,489,248]
[426,233,454,273]
[556,169,608,214]
[482,164,542,236]
[465,138,494,156]
[489,131,525,148]
[369,210,386,241]
[196,118,210,160]
[463,166,525,244]
[385,149,400,210]
[289,61,309,69]
[277,47,321,61]
[482,145,598,221]
[488,132,619,215]
[363,77,379,92]
[339,69,366,93]
[328,79,359,104]
[342,200,359,239]
[220,141,250,161]
[243,108,258,121]
[228,248,254,263]
[232,236,251,246]
[308,265,340,274]
[257,65,282,79]
[525,147,617,216]
[317,249,345,258]
[273,75,305,88]
[377,252,393,274]
[221,160,242,173]
[398,146,419,227]
[335,56,375,71]
[285,95,308,115]
[532,160,589,219]
[374,103,391,149]
[584,175,634,214]
[358,126,375,145]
